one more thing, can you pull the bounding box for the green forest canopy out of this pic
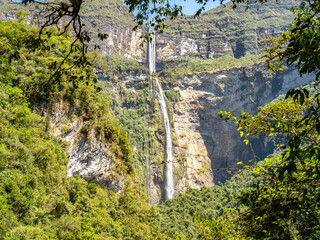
[0,18,164,239]
[1,0,320,239]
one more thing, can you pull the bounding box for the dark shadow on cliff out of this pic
[195,65,303,184]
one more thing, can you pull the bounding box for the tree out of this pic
[219,96,320,239]
[265,0,320,80]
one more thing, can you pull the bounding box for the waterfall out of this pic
[148,32,156,74]
[145,31,155,202]
[148,32,174,200]
[154,79,174,200]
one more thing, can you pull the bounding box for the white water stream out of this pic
[148,33,174,200]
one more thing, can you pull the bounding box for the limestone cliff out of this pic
[33,93,132,193]
[0,0,298,62]
[0,0,146,61]
[156,0,298,61]
[166,65,313,188]
[98,62,314,203]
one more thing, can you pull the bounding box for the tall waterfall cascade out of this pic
[145,32,156,202]
[148,32,174,200]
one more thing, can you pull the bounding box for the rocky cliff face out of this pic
[101,64,314,203]
[94,26,144,61]
[96,0,296,62]
[0,0,298,62]
[86,0,296,61]
[80,0,147,61]
[0,0,146,61]
[34,100,127,192]
[168,65,313,189]
[155,0,297,61]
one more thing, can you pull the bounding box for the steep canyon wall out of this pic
[0,0,298,62]
[103,65,314,203]
[169,66,314,189]
[156,0,297,60]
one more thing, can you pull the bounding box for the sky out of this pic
[12,0,227,17]
[13,0,226,16]
[177,0,223,15]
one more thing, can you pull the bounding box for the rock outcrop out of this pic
[34,100,126,192]
[156,0,298,60]
[169,65,313,188]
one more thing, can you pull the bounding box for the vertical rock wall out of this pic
[168,65,313,190]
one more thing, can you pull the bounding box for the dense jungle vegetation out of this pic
[0,18,164,239]
[1,0,320,238]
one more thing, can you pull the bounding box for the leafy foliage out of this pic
[225,1,320,236]
[219,95,320,239]
[0,16,95,101]
[0,82,164,239]
[104,54,148,78]
[265,0,320,79]
[98,79,150,182]
[0,19,165,239]
[164,89,180,102]
[0,18,134,174]
[157,171,255,239]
